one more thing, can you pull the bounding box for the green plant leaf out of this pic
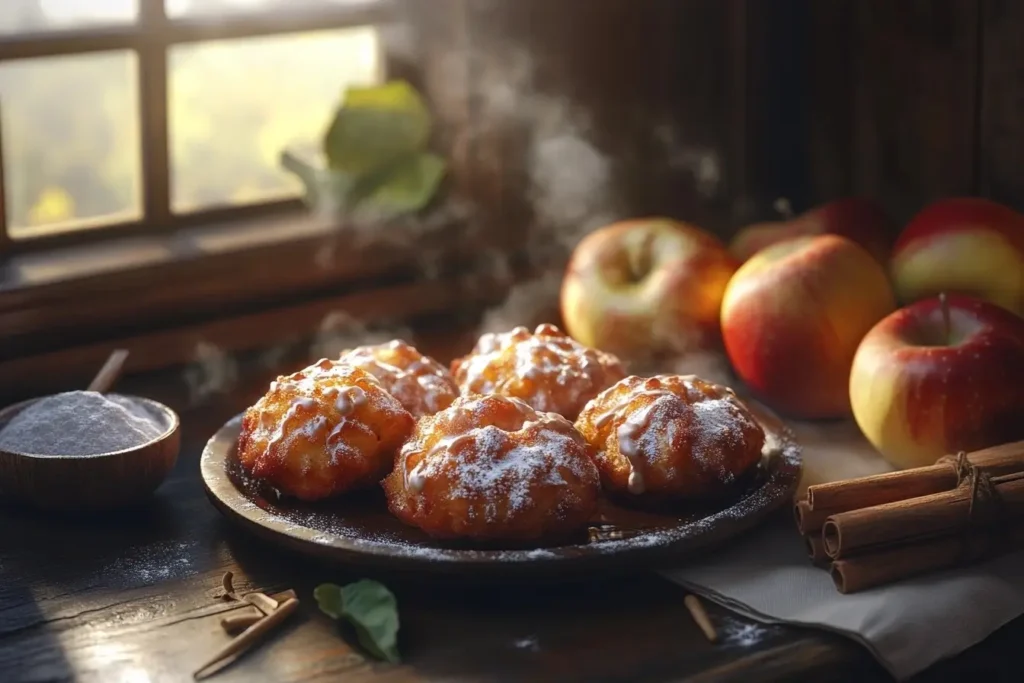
[314,580,401,664]
[279,149,357,212]
[323,80,431,178]
[313,583,346,620]
[349,152,447,218]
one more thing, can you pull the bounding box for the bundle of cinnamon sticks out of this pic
[795,440,1024,593]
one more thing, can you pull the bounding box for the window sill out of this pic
[0,207,515,365]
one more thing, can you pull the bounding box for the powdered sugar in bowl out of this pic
[0,391,181,511]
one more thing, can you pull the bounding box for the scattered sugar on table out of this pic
[0,391,167,456]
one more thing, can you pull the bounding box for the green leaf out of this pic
[349,152,447,219]
[314,580,401,664]
[323,80,432,178]
[313,583,346,620]
[279,150,357,212]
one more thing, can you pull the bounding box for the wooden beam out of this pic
[139,0,172,231]
[0,1,396,62]
[0,272,505,402]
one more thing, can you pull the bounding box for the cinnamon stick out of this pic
[805,534,829,566]
[220,611,262,634]
[684,595,718,643]
[806,441,1024,524]
[831,523,1024,593]
[194,597,300,679]
[243,592,281,615]
[794,499,832,534]
[822,471,1024,559]
[220,590,297,633]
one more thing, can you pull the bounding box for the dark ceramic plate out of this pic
[201,405,802,578]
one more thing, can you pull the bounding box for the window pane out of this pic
[0,1,137,35]
[169,27,381,212]
[166,0,376,19]
[0,51,142,239]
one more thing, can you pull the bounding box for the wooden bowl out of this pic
[0,394,181,511]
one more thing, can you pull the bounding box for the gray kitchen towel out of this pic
[662,510,1024,680]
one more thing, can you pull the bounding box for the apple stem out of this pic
[939,292,951,342]
[628,231,657,282]
[773,197,795,219]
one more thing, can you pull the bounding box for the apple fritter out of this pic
[238,359,415,501]
[575,374,765,503]
[450,323,626,420]
[382,393,601,542]
[338,339,458,418]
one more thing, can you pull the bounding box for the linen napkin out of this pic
[661,420,1024,681]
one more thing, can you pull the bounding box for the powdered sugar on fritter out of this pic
[239,359,410,494]
[580,375,764,496]
[404,416,594,523]
[451,323,625,418]
[689,398,757,482]
[338,340,459,417]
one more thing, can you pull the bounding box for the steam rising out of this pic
[184,342,239,406]
[469,45,622,331]
[309,311,413,361]
[180,38,732,400]
[183,314,415,407]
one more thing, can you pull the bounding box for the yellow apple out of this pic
[560,218,738,358]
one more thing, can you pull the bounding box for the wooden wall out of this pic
[408,0,1024,244]
[799,0,1023,226]
[808,0,976,225]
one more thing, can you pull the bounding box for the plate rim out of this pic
[201,410,802,574]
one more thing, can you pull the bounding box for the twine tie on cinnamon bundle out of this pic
[953,450,1003,526]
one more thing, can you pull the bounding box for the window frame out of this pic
[0,0,398,254]
[0,0,519,381]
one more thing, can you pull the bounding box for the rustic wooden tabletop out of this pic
[2,326,1022,683]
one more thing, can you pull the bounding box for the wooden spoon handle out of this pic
[88,349,129,393]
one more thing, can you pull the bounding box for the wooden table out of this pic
[2,327,1022,683]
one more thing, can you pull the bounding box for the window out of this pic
[0,0,391,250]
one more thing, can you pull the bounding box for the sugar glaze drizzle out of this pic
[591,374,705,495]
[340,341,456,415]
[267,397,317,449]
[258,360,382,456]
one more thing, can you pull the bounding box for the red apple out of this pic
[730,197,893,264]
[850,295,1024,469]
[890,197,1024,317]
[560,218,739,357]
[721,234,896,419]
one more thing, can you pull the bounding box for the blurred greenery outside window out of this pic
[0,0,384,242]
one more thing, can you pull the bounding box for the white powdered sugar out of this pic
[452,324,624,417]
[275,358,384,396]
[400,399,595,523]
[689,398,756,482]
[0,391,168,457]
[339,341,457,417]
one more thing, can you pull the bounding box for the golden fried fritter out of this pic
[575,374,765,502]
[338,339,458,418]
[238,359,414,501]
[382,393,601,542]
[450,323,626,420]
